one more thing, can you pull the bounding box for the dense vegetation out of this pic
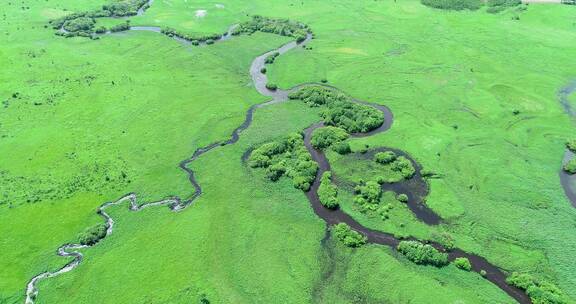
[390,156,416,179]
[249,133,318,191]
[354,181,382,207]
[486,0,522,13]
[318,172,339,209]
[332,223,367,247]
[310,126,349,149]
[567,139,576,153]
[160,27,222,44]
[453,257,472,271]
[420,0,482,10]
[331,141,351,155]
[564,159,576,174]
[375,151,397,164]
[397,241,449,267]
[289,86,384,133]
[506,272,567,304]
[78,224,107,246]
[233,15,310,43]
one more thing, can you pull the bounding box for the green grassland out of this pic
[2,0,576,303]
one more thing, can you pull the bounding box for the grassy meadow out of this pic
[1,0,576,303]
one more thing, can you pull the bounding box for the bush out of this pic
[564,159,576,174]
[397,240,449,267]
[233,15,310,42]
[103,0,150,17]
[310,126,349,149]
[421,0,482,10]
[375,151,397,164]
[506,273,567,304]
[289,86,384,133]
[249,133,317,192]
[354,181,382,208]
[454,257,472,271]
[205,39,215,45]
[63,17,95,32]
[78,223,107,245]
[566,139,576,153]
[260,67,267,74]
[265,83,278,90]
[110,22,130,33]
[265,52,280,64]
[333,223,366,247]
[391,156,416,179]
[95,26,107,34]
[396,193,408,203]
[318,172,339,209]
[331,141,351,154]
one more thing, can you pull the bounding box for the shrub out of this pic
[103,0,150,17]
[310,126,349,149]
[318,172,338,209]
[375,151,397,164]
[480,270,487,277]
[110,22,130,33]
[265,83,278,90]
[63,17,95,32]
[397,240,449,267]
[265,52,280,64]
[249,133,317,192]
[234,15,310,42]
[333,223,366,247]
[331,141,351,154]
[205,39,215,45]
[566,139,576,152]
[564,159,576,174]
[289,86,384,133]
[391,156,416,179]
[506,272,567,304]
[354,181,382,208]
[396,193,408,203]
[95,26,107,34]
[421,0,482,10]
[260,67,267,74]
[78,223,107,245]
[454,257,472,271]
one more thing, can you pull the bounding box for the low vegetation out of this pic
[567,139,576,153]
[375,151,397,164]
[265,52,280,64]
[310,126,349,149]
[391,156,416,179]
[564,159,576,174]
[233,15,310,43]
[249,133,318,191]
[78,224,107,246]
[354,181,382,211]
[420,0,482,10]
[506,272,567,304]
[331,141,351,154]
[160,27,222,43]
[397,240,449,267]
[289,86,384,133]
[453,257,472,271]
[318,172,338,209]
[110,22,131,33]
[486,0,521,13]
[333,223,367,247]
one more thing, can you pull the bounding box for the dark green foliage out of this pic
[318,172,338,209]
[265,52,280,64]
[310,126,349,149]
[331,141,351,154]
[486,0,521,13]
[433,232,455,251]
[103,0,150,17]
[374,151,397,164]
[391,156,415,179]
[396,193,408,203]
[233,15,310,43]
[566,139,576,153]
[95,26,107,34]
[354,181,382,209]
[289,86,384,133]
[78,223,107,246]
[161,27,221,43]
[397,240,449,267]
[265,83,278,90]
[454,257,472,271]
[564,159,576,174]
[249,133,317,191]
[260,67,267,74]
[421,0,482,10]
[506,273,567,304]
[63,17,95,33]
[205,39,215,45]
[333,223,366,247]
[110,22,130,33]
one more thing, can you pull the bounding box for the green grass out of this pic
[2,0,576,303]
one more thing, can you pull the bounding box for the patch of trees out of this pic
[391,156,415,179]
[486,0,521,13]
[566,139,576,153]
[310,126,349,149]
[318,171,338,209]
[110,21,130,33]
[353,180,382,211]
[160,27,222,43]
[233,15,310,43]
[63,17,95,33]
[453,257,471,271]
[249,132,317,191]
[265,83,278,90]
[506,272,567,304]
[333,223,367,247]
[374,151,396,164]
[420,0,482,10]
[397,240,449,267]
[78,223,107,246]
[265,52,280,64]
[331,141,351,154]
[289,86,384,133]
[103,0,150,17]
[564,158,576,174]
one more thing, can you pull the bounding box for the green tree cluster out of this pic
[391,156,415,179]
[233,15,310,43]
[318,172,338,209]
[310,126,349,149]
[160,27,222,44]
[506,272,567,304]
[249,133,318,191]
[333,223,367,247]
[397,240,449,267]
[453,257,471,271]
[564,158,576,174]
[420,0,482,10]
[78,223,107,246]
[354,181,382,210]
[566,139,576,153]
[289,86,384,133]
[374,151,397,164]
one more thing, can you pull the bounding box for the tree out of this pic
[333,223,366,247]
[397,240,448,267]
[310,126,349,149]
[375,151,397,164]
[454,257,471,271]
[318,172,338,209]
